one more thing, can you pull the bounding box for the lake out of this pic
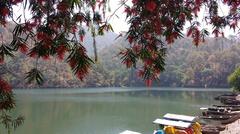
[10,87,229,134]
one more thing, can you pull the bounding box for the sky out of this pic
[12,1,238,37]
[12,0,130,34]
[107,0,130,33]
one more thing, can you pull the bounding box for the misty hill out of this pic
[83,31,118,55]
[1,24,240,88]
[97,36,240,87]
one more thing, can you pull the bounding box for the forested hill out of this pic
[98,36,240,88]
[1,25,240,88]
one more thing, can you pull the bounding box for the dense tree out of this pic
[228,67,240,91]
[1,37,239,88]
[0,0,239,86]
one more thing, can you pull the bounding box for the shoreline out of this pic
[215,94,240,134]
[220,119,240,134]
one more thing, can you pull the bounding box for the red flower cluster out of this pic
[0,78,12,93]
[132,0,138,4]
[57,2,69,12]
[146,1,157,12]
[19,43,29,54]
[36,32,51,41]
[0,7,10,25]
[56,45,67,61]
[0,7,9,17]
[0,55,4,64]
[10,0,23,5]
[76,67,89,81]
[28,50,37,58]
[23,21,37,32]
[187,27,201,46]
[80,35,84,42]
[37,0,45,4]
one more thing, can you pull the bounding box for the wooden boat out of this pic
[202,110,240,116]
[201,114,240,125]
[213,104,240,108]
[207,108,227,112]
[219,96,238,102]
[221,114,240,125]
[212,106,240,111]
[221,99,240,105]
[214,93,239,100]
[119,130,142,134]
[199,115,232,120]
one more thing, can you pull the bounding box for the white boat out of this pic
[153,118,192,128]
[163,113,197,122]
[119,130,142,134]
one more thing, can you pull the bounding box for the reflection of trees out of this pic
[115,90,228,103]
[13,90,229,134]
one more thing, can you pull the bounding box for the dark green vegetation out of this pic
[0,79,24,134]
[1,24,240,88]
[228,67,240,91]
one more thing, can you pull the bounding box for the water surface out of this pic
[10,87,229,134]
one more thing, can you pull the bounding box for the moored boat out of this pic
[214,93,239,100]
[220,114,240,125]
[199,115,232,120]
[202,110,240,116]
[220,99,240,105]
[213,104,240,108]
[212,106,240,111]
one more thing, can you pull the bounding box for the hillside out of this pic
[97,37,240,88]
[0,24,240,88]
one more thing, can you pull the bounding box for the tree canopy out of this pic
[228,67,240,91]
[0,0,239,88]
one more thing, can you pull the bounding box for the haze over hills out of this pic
[82,29,118,55]
[98,36,240,87]
[1,24,240,88]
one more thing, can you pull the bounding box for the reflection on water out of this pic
[11,88,229,134]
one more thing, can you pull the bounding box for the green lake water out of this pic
[9,87,230,134]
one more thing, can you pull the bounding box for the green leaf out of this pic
[12,116,24,130]
[25,68,44,85]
